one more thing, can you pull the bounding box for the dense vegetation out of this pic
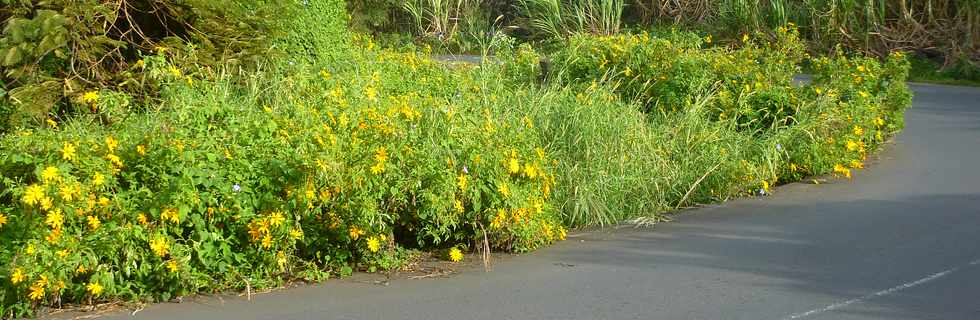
[347,0,978,83]
[1,0,912,317]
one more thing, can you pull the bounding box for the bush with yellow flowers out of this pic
[0,41,566,316]
[775,51,912,182]
[497,25,911,226]
[0,18,912,318]
[554,25,809,134]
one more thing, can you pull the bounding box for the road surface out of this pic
[92,82,980,320]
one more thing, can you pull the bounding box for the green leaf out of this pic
[2,46,22,66]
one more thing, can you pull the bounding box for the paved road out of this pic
[95,83,980,320]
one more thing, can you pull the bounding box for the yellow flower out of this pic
[289,228,304,240]
[86,282,104,296]
[704,34,712,44]
[10,268,25,284]
[149,236,170,257]
[0,213,6,228]
[41,166,60,183]
[58,185,75,202]
[858,91,869,98]
[364,86,377,102]
[76,265,87,274]
[789,163,799,172]
[261,234,273,249]
[25,244,35,255]
[366,237,381,253]
[508,157,520,175]
[45,210,64,229]
[349,227,364,240]
[161,208,179,224]
[28,284,45,301]
[845,140,860,152]
[22,184,45,206]
[374,147,388,163]
[454,199,464,213]
[136,144,147,156]
[491,209,506,229]
[370,162,385,175]
[457,174,468,190]
[137,212,148,225]
[524,164,538,179]
[87,215,101,230]
[448,247,463,262]
[762,180,770,194]
[45,228,62,243]
[167,260,179,274]
[40,196,53,211]
[105,136,118,153]
[81,91,99,104]
[497,182,510,198]
[269,211,285,227]
[92,172,105,187]
[853,126,864,136]
[106,154,123,168]
[857,65,866,73]
[742,33,750,42]
[874,117,885,127]
[850,160,864,169]
[169,65,182,78]
[62,142,76,161]
[57,249,69,258]
[834,164,852,179]
[98,197,110,207]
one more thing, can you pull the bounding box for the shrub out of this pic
[0,11,914,318]
[0,0,348,133]
[553,26,808,134]
[494,25,911,226]
[0,41,570,316]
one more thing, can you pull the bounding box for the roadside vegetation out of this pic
[349,0,978,85]
[2,0,911,317]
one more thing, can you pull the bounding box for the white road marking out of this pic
[782,259,980,319]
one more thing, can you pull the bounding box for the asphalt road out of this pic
[92,83,980,320]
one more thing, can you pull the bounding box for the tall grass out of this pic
[517,0,625,39]
[402,0,480,37]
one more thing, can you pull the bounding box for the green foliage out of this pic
[633,0,978,65]
[275,0,350,63]
[0,2,917,317]
[348,0,404,33]
[0,42,567,316]
[494,25,911,226]
[516,0,625,39]
[0,0,345,132]
[554,26,807,134]
[907,55,980,86]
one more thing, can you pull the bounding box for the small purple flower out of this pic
[232,184,241,193]
[462,165,469,174]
